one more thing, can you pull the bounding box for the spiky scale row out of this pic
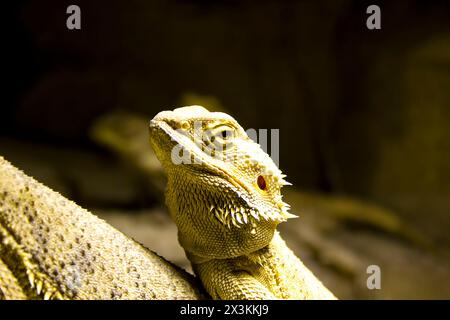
[212,202,294,230]
[28,273,64,300]
[25,259,65,300]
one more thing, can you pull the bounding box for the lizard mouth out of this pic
[149,119,252,194]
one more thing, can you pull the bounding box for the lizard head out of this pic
[149,106,295,261]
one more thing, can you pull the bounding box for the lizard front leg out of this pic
[193,259,276,300]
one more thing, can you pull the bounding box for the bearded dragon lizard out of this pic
[149,106,336,299]
[0,156,205,300]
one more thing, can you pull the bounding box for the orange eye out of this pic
[257,176,267,190]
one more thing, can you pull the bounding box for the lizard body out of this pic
[149,106,336,299]
[0,156,204,299]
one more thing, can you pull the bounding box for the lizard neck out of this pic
[165,173,278,261]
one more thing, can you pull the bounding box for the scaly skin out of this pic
[149,106,336,299]
[0,156,205,300]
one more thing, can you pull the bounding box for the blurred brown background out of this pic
[2,0,450,299]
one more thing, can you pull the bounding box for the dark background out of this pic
[2,0,450,298]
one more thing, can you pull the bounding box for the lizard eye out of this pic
[208,125,235,146]
[220,129,233,139]
[257,175,267,191]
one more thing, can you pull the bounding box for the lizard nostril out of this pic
[257,175,267,190]
[180,120,190,130]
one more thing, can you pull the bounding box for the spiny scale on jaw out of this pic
[247,159,292,188]
[210,200,295,229]
[237,151,297,224]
